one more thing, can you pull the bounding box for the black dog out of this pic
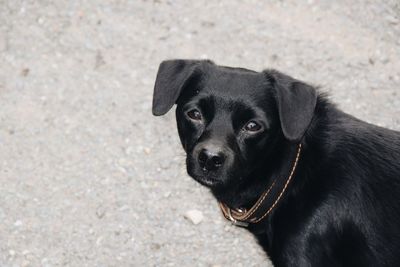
[152,59,400,267]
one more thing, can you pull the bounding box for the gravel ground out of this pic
[0,1,399,266]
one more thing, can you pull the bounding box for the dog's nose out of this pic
[198,148,225,171]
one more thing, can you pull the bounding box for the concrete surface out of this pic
[0,0,399,266]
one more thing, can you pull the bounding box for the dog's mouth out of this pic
[189,170,221,187]
[186,163,223,188]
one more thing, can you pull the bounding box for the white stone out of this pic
[184,210,204,225]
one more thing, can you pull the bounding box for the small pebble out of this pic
[184,210,204,225]
[96,206,106,219]
[21,68,30,76]
[96,236,103,246]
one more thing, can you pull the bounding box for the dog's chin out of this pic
[194,175,221,187]
[187,169,224,188]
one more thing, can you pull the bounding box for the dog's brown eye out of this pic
[244,121,262,132]
[187,109,202,121]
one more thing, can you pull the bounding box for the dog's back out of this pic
[332,111,400,265]
[265,104,400,266]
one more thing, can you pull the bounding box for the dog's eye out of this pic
[187,109,202,121]
[244,121,262,132]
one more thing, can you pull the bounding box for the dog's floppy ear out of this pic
[152,59,209,116]
[266,70,317,142]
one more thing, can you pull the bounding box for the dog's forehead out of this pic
[200,66,269,100]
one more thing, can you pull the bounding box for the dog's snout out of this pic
[198,147,225,172]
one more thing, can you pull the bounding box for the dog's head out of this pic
[152,60,316,192]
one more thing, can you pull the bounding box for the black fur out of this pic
[152,59,400,267]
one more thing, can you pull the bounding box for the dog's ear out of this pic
[152,59,209,116]
[266,70,317,142]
